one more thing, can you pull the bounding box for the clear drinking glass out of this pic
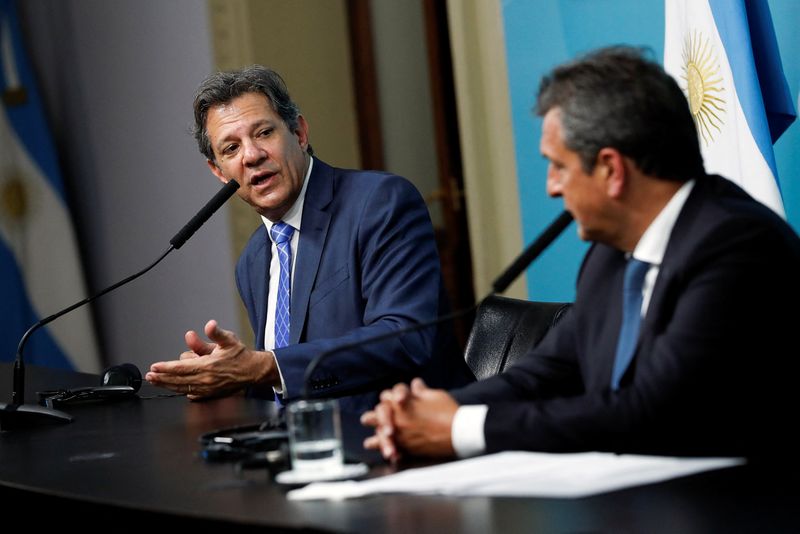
[286,398,344,475]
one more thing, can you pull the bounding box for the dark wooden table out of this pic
[1,363,799,533]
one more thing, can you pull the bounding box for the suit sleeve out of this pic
[274,175,444,400]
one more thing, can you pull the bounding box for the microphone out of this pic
[1,179,239,430]
[491,210,573,294]
[299,210,573,400]
[170,179,241,249]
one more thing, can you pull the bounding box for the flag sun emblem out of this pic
[681,30,726,145]
[1,175,27,222]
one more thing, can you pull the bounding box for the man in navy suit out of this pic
[363,46,800,460]
[146,66,471,411]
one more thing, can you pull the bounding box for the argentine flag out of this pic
[664,0,796,218]
[1,0,100,372]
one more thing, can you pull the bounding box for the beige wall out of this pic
[209,0,361,168]
[446,0,526,299]
[207,0,364,342]
[370,0,442,227]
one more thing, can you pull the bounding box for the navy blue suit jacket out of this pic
[453,175,800,458]
[236,158,472,412]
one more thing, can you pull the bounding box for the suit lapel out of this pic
[291,160,333,344]
[593,249,627,389]
[639,178,708,347]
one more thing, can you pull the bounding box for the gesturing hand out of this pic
[146,319,276,400]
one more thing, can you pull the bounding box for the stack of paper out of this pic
[287,451,745,501]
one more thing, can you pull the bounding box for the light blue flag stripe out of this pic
[0,246,72,369]
[743,0,796,142]
[709,0,797,184]
[1,0,65,199]
[1,0,92,370]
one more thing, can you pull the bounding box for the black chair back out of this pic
[464,295,571,380]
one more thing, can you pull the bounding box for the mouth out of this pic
[250,171,277,188]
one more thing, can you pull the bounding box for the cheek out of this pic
[236,188,250,202]
[215,160,239,178]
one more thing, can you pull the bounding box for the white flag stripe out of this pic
[664,0,786,218]
[0,106,100,372]
[715,92,784,216]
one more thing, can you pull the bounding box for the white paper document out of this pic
[287,451,745,501]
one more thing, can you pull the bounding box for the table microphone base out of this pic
[0,402,73,431]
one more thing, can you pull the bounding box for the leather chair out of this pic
[464,295,571,380]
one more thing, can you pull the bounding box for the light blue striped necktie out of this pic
[610,258,650,390]
[271,221,294,350]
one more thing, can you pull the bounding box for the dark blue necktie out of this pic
[270,222,294,404]
[610,259,650,390]
[271,221,294,350]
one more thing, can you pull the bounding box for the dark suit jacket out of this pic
[236,158,472,412]
[453,175,800,458]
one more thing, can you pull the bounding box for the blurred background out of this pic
[2,0,797,376]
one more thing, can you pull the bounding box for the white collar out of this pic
[261,156,314,236]
[632,179,695,265]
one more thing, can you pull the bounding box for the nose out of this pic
[546,165,563,198]
[242,139,267,166]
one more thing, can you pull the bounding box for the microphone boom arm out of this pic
[12,246,173,406]
[491,210,573,294]
[4,179,239,428]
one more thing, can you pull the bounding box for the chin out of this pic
[252,197,284,217]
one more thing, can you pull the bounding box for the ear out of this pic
[294,115,310,151]
[206,159,228,184]
[597,147,626,198]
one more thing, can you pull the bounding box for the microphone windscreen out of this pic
[170,179,240,249]
[491,210,573,294]
[102,363,143,392]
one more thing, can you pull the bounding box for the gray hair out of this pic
[536,46,704,181]
[192,65,312,161]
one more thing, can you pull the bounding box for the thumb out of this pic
[204,319,239,347]
[185,329,214,355]
[410,377,428,396]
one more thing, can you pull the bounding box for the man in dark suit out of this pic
[146,66,470,412]
[362,46,800,460]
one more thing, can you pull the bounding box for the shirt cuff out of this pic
[270,350,288,397]
[451,404,488,458]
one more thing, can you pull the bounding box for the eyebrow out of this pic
[213,119,275,150]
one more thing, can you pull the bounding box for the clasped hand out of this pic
[361,378,459,461]
[146,319,274,400]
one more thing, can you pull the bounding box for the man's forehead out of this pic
[542,108,562,130]
[206,95,279,133]
[209,93,275,119]
[540,109,563,149]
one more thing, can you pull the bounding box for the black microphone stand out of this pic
[491,210,573,294]
[1,180,239,431]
